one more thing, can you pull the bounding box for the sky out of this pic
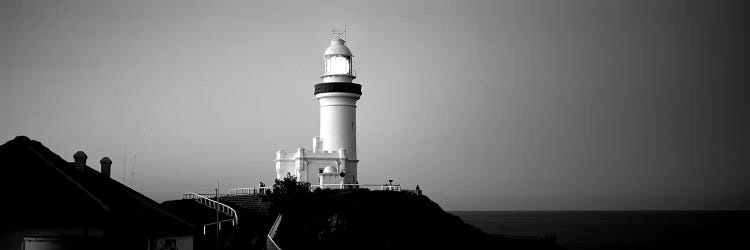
[1,0,748,211]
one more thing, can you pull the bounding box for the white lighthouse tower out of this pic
[317,38,361,174]
[275,38,362,187]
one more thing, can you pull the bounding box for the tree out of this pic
[270,173,312,214]
[273,173,311,196]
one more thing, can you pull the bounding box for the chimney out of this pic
[313,136,320,153]
[73,151,87,171]
[100,157,112,178]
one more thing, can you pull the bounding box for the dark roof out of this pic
[0,136,196,235]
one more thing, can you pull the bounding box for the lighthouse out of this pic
[276,38,362,187]
[317,38,361,165]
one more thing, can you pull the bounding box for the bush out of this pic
[270,173,312,214]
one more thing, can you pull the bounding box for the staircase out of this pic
[220,195,271,216]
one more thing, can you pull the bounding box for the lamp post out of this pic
[215,180,219,250]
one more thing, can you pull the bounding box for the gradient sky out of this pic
[2,0,748,210]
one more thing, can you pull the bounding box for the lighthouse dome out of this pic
[323,166,337,174]
[323,38,352,56]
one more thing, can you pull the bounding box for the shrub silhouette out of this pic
[269,173,311,214]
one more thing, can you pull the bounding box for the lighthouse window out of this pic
[327,56,351,75]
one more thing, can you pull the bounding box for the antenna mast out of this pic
[130,153,137,187]
[332,25,347,40]
[123,145,127,184]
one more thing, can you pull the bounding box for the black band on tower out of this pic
[314,83,362,95]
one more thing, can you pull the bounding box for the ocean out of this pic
[451,211,750,249]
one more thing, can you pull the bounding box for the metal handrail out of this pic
[229,183,413,194]
[193,193,229,199]
[310,183,402,191]
[228,187,273,196]
[267,215,283,250]
[183,192,239,225]
[202,218,236,235]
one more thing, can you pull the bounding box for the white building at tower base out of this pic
[275,136,358,186]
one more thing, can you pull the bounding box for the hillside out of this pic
[162,185,560,250]
[272,189,560,250]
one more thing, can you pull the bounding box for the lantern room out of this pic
[322,38,356,83]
